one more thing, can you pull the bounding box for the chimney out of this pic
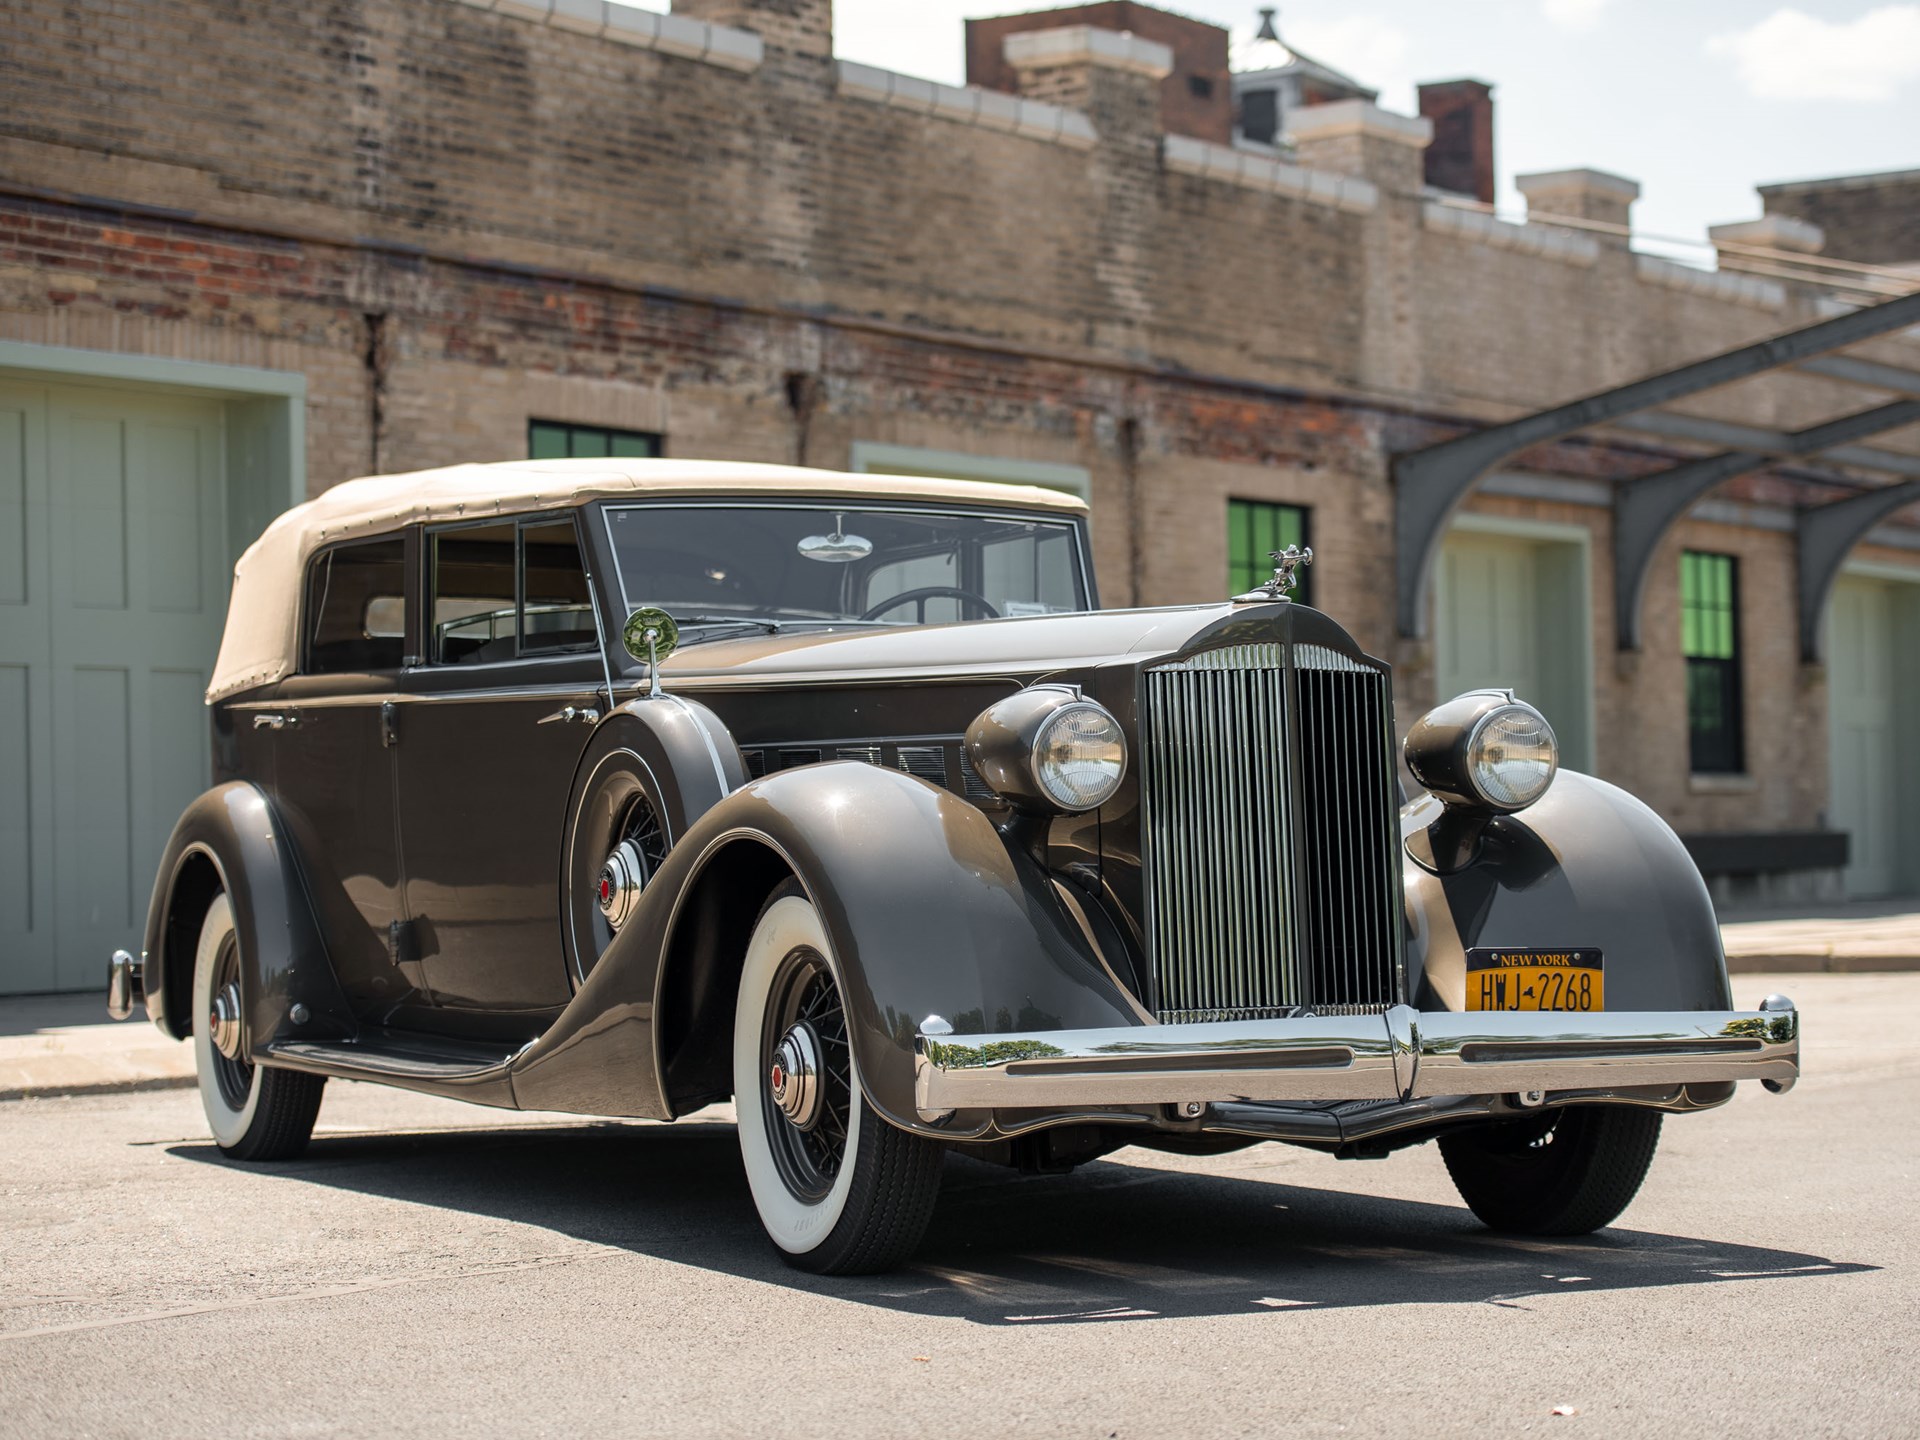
[1417,80,1494,204]
[1516,168,1639,246]
[670,0,831,60]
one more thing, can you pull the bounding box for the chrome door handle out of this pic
[537,705,600,726]
[252,713,297,731]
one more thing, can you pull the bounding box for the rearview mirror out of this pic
[797,512,873,564]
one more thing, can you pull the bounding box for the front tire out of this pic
[733,885,943,1274]
[191,894,325,1161]
[1440,1105,1661,1236]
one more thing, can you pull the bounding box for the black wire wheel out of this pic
[1440,1105,1663,1236]
[564,747,671,989]
[191,893,325,1161]
[732,881,945,1274]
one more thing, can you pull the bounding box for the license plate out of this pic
[1465,948,1603,1012]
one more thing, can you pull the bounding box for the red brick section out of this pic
[966,2,1232,144]
[1418,80,1495,204]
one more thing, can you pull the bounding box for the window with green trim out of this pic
[528,420,662,461]
[1681,550,1743,774]
[1228,500,1311,602]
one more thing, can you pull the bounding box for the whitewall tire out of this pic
[733,884,944,1274]
[191,894,326,1161]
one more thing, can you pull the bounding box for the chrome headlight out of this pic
[1405,690,1558,813]
[966,687,1127,814]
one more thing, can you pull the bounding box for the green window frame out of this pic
[528,420,662,461]
[1228,499,1311,603]
[1681,550,1744,774]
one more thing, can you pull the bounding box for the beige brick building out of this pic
[1,0,1917,991]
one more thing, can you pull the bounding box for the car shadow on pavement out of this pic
[169,1119,1874,1326]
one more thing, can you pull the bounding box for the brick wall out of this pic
[4,0,1919,846]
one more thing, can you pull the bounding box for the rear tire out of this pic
[1440,1105,1661,1236]
[191,894,326,1161]
[733,884,943,1274]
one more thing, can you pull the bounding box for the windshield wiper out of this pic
[678,614,785,634]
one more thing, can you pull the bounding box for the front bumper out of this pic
[914,999,1799,1120]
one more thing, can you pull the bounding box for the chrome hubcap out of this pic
[596,839,648,933]
[209,981,245,1062]
[769,1021,822,1132]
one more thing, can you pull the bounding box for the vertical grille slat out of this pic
[1139,641,1402,1022]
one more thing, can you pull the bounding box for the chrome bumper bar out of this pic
[913,999,1799,1120]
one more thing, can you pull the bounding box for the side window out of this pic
[430,516,593,665]
[520,519,593,655]
[304,537,406,674]
[1681,550,1744,774]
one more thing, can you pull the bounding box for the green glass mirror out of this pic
[622,606,679,668]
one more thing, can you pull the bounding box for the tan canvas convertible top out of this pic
[207,457,1089,702]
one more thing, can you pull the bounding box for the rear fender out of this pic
[509,763,1138,1134]
[1404,769,1733,1013]
[142,782,354,1049]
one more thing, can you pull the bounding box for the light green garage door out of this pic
[1434,525,1594,774]
[1827,574,1920,898]
[0,380,228,994]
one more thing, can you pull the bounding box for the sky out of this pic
[635,0,1920,263]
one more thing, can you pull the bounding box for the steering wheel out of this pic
[859,586,1001,623]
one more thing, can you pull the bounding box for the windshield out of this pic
[604,504,1089,629]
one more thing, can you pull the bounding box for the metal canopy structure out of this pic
[1393,290,1920,659]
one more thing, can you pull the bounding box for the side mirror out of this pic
[622,607,679,696]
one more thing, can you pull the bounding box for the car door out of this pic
[246,533,426,1020]
[394,513,604,1018]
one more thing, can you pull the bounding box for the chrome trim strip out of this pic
[912,1002,1800,1118]
[660,692,734,795]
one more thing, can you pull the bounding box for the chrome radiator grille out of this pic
[1139,642,1403,1022]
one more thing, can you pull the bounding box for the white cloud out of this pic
[1541,0,1610,32]
[1708,6,1920,101]
[1284,16,1415,110]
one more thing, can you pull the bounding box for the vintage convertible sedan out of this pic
[109,458,1799,1273]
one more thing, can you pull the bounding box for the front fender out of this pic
[509,763,1137,1134]
[1404,769,1733,1013]
[142,782,353,1049]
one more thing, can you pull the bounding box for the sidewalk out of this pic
[4,902,1916,1102]
[1718,898,1920,974]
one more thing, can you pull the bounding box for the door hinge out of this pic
[381,700,399,748]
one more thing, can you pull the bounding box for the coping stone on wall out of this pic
[1162,134,1377,215]
[453,0,765,73]
[1420,200,1600,267]
[834,60,1099,149]
[1635,254,1787,312]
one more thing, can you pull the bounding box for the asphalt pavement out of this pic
[1,971,1913,1438]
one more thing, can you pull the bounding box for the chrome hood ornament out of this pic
[1233,544,1313,604]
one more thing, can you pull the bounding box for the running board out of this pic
[266,1030,528,1107]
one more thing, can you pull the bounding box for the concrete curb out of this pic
[1726,954,1920,975]
[0,1074,196,1104]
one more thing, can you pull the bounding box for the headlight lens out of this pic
[1033,703,1127,811]
[1467,705,1558,809]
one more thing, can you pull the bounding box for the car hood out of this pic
[658,604,1257,687]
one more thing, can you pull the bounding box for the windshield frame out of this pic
[596,498,1097,632]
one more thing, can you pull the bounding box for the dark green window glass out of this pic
[527,421,662,461]
[1227,500,1310,602]
[1680,550,1743,773]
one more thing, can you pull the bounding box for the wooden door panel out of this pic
[0,386,54,992]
